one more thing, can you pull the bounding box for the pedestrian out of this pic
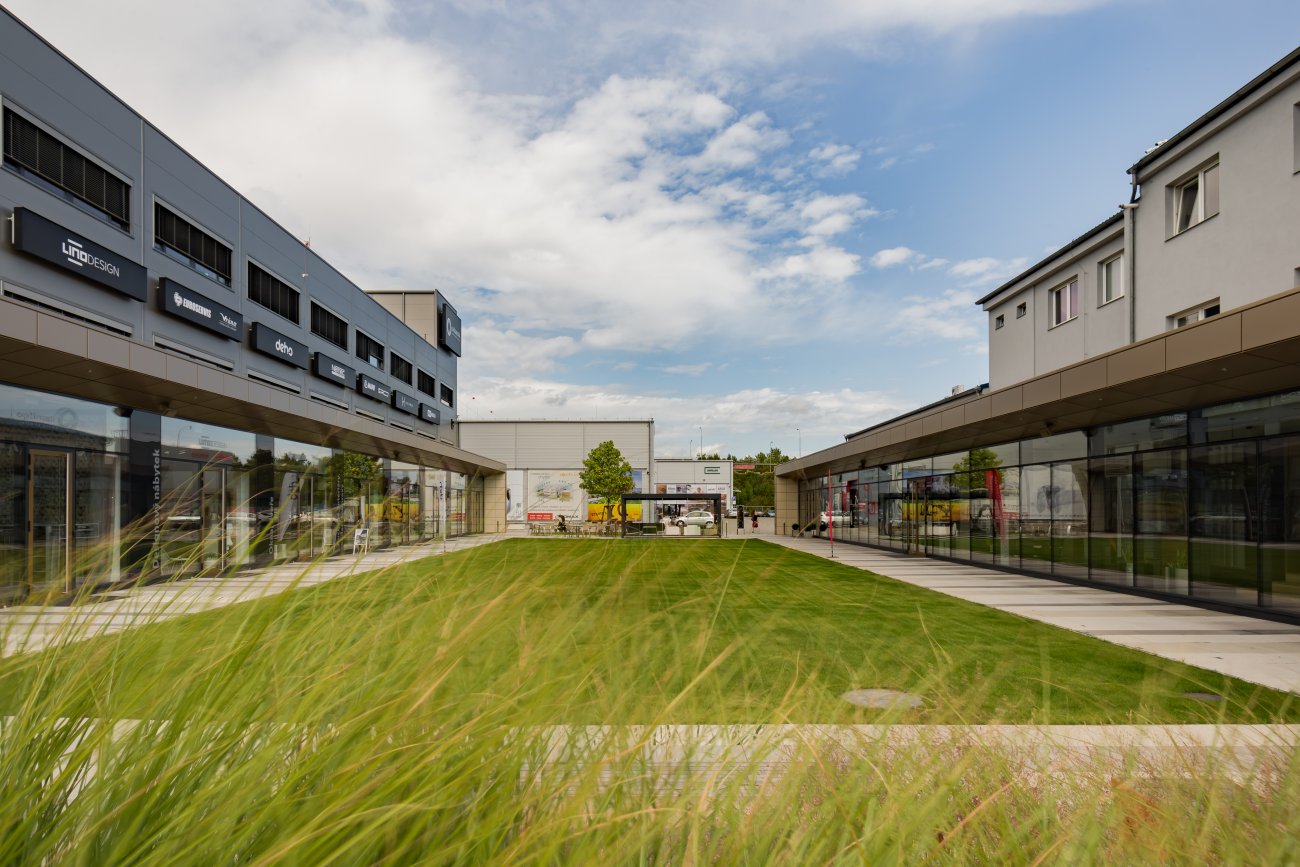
[751,512,759,531]
[737,504,745,533]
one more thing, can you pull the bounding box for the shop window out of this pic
[3,108,130,229]
[154,202,232,285]
[247,263,300,324]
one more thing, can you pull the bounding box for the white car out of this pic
[819,511,851,530]
[677,510,716,529]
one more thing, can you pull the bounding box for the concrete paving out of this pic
[0,533,506,657]
[760,531,1300,694]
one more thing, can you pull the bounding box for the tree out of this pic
[579,440,635,521]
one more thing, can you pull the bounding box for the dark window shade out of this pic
[440,384,454,407]
[390,354,412,384]
[310,302,347,349]
[3,108,130,228]
[247,263,300,323]
[417,370,436,397]
[154,202,232,284]
[356,331,385,369]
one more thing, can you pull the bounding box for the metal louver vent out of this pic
[3,108,130,228]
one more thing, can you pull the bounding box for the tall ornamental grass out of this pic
[1,538,1297,864]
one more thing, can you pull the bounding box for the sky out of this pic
[9,0,1300,460]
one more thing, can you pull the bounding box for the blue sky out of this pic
[11,0,1300,460]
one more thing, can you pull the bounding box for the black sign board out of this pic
[418,403,441,425]
[392,390,419,415]
[312,352,355,386]
[160,277,242,339]
[357,373,392,403]
[12,207,147,301]
[438,302,462,357]
[249,322,308,368]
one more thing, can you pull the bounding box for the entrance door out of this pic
[201,467,225,569]
[28,449,72,596]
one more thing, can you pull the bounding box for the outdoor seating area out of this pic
[527,520,622,537]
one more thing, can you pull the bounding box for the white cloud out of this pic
[808,142,861,175]
[889,288,982,341]
[948,256,1030,285]
[870,246,922,268]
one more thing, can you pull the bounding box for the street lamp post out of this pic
[796,428,801,457]
[698,426,703,458]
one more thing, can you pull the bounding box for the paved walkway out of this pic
[1,533,506,657]
[762,532,1300,694]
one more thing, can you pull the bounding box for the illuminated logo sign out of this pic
[418,403,441,425]
[438,303,462,357]
[160,278,242,339]
[12,207,147,300]
[357,373,391,403]
[249,322,308,368]
[392,390,419,415]
[312,352,354,386]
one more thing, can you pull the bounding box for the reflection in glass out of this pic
[1134,449,1188,595]
[1190,443,1258,606]
[1089,456,1133,586]
[1260,437,1300,614]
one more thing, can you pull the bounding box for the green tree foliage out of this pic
[733,447,791,510]
[325,452,384,500]
[580,440,635,520]
[950,447,1005,491]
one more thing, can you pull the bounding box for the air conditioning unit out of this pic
[950,385,965,396]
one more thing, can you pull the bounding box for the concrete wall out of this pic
[458,420,653,470]
[1133,68,1300,339]
[984,225,1127,389]
[653,459,733,486]
[775,475,799,535]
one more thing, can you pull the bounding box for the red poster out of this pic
[527,512,553,521]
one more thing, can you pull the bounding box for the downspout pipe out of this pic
[1121,169,1141,345]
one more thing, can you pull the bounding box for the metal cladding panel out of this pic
[457,424,519,466]
[514,423,586,468]
[582,422,652,467]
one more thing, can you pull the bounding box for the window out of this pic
[390,353,412,384]
[247,263,300,323]
[440,384,454,408]
[356,331,385,369]
[1169,159,1219,235]
[1049,278,1078,327]
[1016,302,1027,319]
[3,108,130,229]
[154,202,232,285]
[417,370,436,397]
[1099,254,1124,304]
[1170,299,1221,329]
[994,314,1005,330]
[310,301,347,349]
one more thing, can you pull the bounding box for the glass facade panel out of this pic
[1132,449,1188,594]
[1199,391,1300,443]
[0,443,22,598]
[1018,464,1052,574]
[1260,437,1300,614]
[1189,443,1258,606]
[1094,414,1188,455]
[1021,432,1086,464]
[1052,460,1089,580]
[1089,456,1133,586]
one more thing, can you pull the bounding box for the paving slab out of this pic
[760,534,1300,694]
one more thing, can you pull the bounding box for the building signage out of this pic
[12,207,147,301]
[357,373,392,403]
[734,464,755,470]
[249,322,308,368]
[418,403,441,425]
[312,352,354,387]
[439,303,462,357]
[704,466,720,474]
[392,390,419,415]
[160,277,241,339]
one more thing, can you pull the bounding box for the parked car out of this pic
[764,509,775,517]
[677,510,716,529]
[725,508,738,518]
[818,511,850,530]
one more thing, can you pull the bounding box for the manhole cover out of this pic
[1182,691,1226,703]
[841,689,924,709]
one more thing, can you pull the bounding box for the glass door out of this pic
[201,467,226,569]
[28,449,72,597]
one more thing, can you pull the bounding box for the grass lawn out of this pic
[2,538,1293,725]
[3,538,1299,865]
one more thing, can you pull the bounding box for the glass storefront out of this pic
[798,390,1300,619]
[0,381,482,601]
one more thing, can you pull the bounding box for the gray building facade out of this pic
[0,9,502,601]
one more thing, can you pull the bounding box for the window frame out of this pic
[417,369,437,397]
[439,383,454,408]
[153,198,233,287]
[390,352,413,385]
[1015,302,1027,319]
[1098,254,1124,306]
[1169,299,1221,330]
[1048,277,1079,328]
[994,314,1005,330]
[246,260,301,325]
[1168,158,1219,237]
[309,300,348,350]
